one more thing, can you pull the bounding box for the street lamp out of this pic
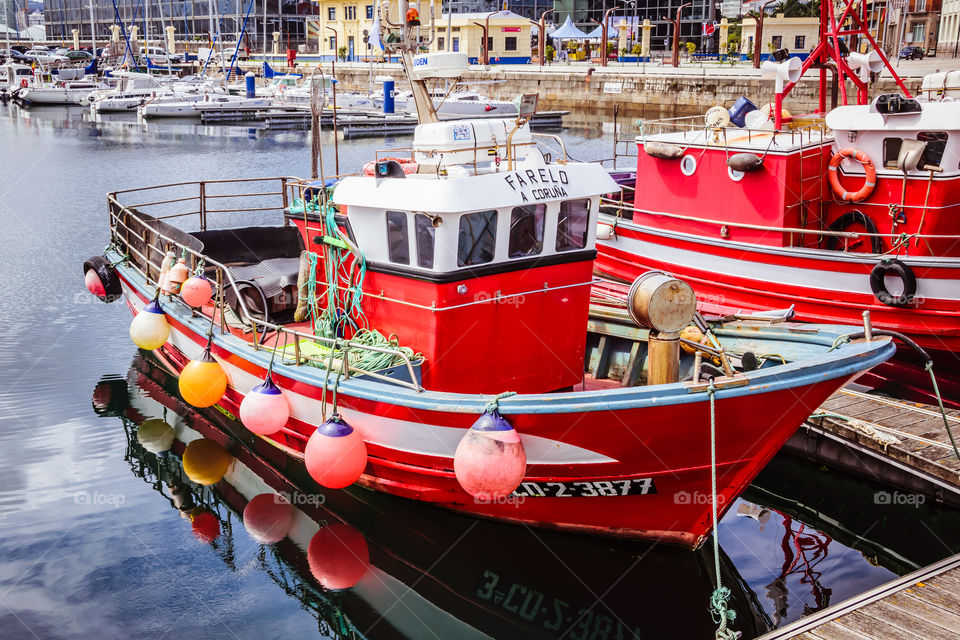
[592,4,620,67]
[666,2,691,67]
[753,0,777,69]
[326,25,337,74]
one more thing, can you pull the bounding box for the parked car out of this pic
[10,45,30,54]
[24,49,69,64]
[899,46,924,60]
[0,49,30,63]
[54,47,71,56]
[140,46,183,65]
[65,50,94,61]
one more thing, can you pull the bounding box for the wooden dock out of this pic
[756,554,960,639]
[195,104,568,134]
[786,387,960,505]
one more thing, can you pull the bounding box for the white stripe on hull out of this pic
[124,285,617,465]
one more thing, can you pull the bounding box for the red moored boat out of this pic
[82,10,894,550]
[595,1,960,407]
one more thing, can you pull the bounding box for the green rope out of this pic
[485,391,517,413]
[926,361,960,464]
[827,334,851,353]
[707,382,739,640]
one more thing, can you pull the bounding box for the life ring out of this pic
[824,210,882,253]
[870,258,917,307]
[362,158,418,176]
[828,148,876,202]
[20,78,28,88]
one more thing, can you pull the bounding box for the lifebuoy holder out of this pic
[20,78,28,88]
[828,148,876,202]
[870,258,917,307]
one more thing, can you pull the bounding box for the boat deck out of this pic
[757,554,960,640]
[790,388,960,505]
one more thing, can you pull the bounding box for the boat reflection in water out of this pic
[94,354,772,639]
[92,354,960,638]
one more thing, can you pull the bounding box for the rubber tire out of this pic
[83,255,122,302]
[825,210,882,253]
[870,258,917,307]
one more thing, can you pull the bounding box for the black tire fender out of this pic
[825,210,882,253]
[870,258,917,307]
[83,255,122,302]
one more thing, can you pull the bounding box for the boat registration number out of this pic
[512,478,656,498]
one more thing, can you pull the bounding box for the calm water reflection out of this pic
[0,103,957,639]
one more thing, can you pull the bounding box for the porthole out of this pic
[680,154,697,176]
[728,166,745,182]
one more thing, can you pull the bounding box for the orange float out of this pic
[828,148,876,202]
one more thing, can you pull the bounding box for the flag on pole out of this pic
[370,10,384,50]
[702,22,718,36]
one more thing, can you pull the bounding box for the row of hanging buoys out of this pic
[129,297,170,350]
[243,493,294,544]
[305,415,368,489]
[179,343,228,408]
[307,523,370,590]
[182,438,232,485]
[137,418,175,454]
[454,400,527,501]
[240,372,290,436]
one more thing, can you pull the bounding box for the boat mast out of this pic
[386,0,438,124]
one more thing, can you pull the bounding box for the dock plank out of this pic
[864,600,959,640]
[805,622,875,640]
[827,609,928,640]
[905,581,960,612]
[893,591,960,632]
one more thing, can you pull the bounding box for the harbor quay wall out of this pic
[304,64,923,120]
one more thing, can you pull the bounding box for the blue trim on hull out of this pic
[112,251,895,415]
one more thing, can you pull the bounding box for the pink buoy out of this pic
[453,409,527,501]
[85,269,106,298]
[307,523,370,590]
[304,415,367,489]
[180,275,213,308]
[242,493,294,544]
[239,373,290,436]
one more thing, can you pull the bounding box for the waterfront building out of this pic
[939,0,960,53]
[42,0,318,49]
[739,13,819,59]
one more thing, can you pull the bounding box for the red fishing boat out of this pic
[82,4,894,551]
[595,0,960,407]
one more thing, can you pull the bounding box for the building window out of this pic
[794,35,805,49]
[453,37,460,52]
[328,7,335,20]
[770,35,782,49]
[508,204,545,258]
[487,36,494,53]
[458,210,498,266]
[365,4,373,19]
[329,36,336,50]
[556,199,591,251]
[916,0,926,10]
[386,211,410,265]
[437,37,445,50]
[345,5,356,20]
[912,23,925,44]
[505,36,517,51]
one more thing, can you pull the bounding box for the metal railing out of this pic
[640,115,831,148]
[107,179,424,392]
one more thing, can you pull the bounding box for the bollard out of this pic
[245,72,256,99]
[383,77,395,114]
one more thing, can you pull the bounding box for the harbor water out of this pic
[0,104,958,640]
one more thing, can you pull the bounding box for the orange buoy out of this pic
[454,409,527,501]
[307,523,370,590]
[304,415,367,489]
[159,250,176,294]
[182,438,232,485]
[179,345,228,408]
[180,275,213,308]
[243,493,294,544]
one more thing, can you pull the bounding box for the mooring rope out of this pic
[707,382,739,640]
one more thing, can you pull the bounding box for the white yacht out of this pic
[88,72,170,113]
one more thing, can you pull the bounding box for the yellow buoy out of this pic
[179,345,228,408]
[182,438,232,485]
[129,299,169,350]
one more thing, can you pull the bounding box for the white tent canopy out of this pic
[550,16,590,41]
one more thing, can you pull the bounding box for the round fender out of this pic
[870,258,917,307]
[82,255,123,302]
[825,210,882,253]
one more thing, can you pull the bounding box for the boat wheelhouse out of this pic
[595,1,960,407]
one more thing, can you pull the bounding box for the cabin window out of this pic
[415,214,435,268]
[882,137,903,169]
[556,199,591,251]
[918,131,948,168]
[508,204,545,258]
[386,211,410,265]
[458,210,498,266]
